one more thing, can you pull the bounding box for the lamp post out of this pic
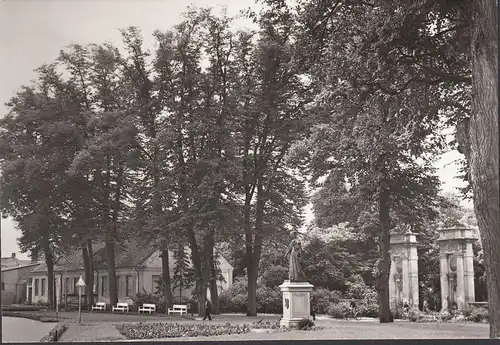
[76,275,86,324]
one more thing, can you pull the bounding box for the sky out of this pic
[0,0,470,260]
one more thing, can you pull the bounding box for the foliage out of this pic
[218,276,282,314]
[297,318,315,330]
[133,292,166,313]
[251,319,281,330]
[404,308,489,324]
[327,304,345,319]
[116,322,251,339]
[311,288,342,315]
[261,266,288,288]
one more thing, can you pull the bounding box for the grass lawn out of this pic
[57,315,489,342]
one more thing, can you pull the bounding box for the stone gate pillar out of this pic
[437,227,476,312]
[389,232,419,312]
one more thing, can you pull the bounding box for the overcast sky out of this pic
[0,0,469,259]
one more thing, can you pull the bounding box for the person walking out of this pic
[203,299,212,321]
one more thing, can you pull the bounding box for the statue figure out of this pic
[285,239,307,282]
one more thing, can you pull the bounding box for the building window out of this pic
[101,276,108,297]
[1,282,5,290]
[152,275,161,294]
[65,278,70,293]
[126,275,134,297]
[73,277,79,293]
[41,278,46,296]
[34,279,39,296]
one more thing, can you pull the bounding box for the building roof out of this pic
[30,240,157,273]
[1,254,35,271]
[29,239,234,274]
[1,262,40,272]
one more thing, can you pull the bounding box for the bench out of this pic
[92,302,106,312]
[112,302,130,313]
[168,304,187,315]
[468,302,488,309]
[138,303,156,315]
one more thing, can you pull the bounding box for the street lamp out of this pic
[76,275,86,324]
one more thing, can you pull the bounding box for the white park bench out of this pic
[168,304,187,315]
[138,303,156,315]
[92,302,106,312]
[112,302,130,313]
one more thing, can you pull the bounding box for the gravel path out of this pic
[1,317,57,343]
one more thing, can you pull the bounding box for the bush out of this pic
[297,318,315,330]
[256,286,282,314]
[219,276,282,314]
[358,303,378,318]
[327,303,345,319]
[133,292,165,313]
[466,307,489,323]
[311,289,342,315]
[117,322,251,339]
[252,319,281,330]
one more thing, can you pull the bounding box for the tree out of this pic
[230,18,311,316]
[0,85,83,309]
[467,0,500,338]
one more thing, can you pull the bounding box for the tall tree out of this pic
[0,85,83,309]
[468,0,499,337]
[231,22,310,315]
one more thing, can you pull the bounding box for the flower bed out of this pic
[405,307,489,323]
[116,322,251,339]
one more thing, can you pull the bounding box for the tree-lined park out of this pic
[1,0,499,339]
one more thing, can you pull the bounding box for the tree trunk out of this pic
[209,249,219,314]
[376,188,394,323]
[470,0,500,338]
[105,240,118,306]
[205,233,219,314]
[246,183,264,316]
[161,249,173,309]
[187,227,205,317]
[82,243,91,308]
[87,240,94,309]
[45,247,55,310]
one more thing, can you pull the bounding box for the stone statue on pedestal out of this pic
[285,239,307,282]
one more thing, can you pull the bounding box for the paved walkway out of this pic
[2,317,57,343]
[55,313,489,342]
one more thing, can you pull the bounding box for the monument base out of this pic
[279,280,314,329]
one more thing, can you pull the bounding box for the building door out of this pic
[27,286,32,304]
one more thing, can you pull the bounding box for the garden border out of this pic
[40,322,68,342]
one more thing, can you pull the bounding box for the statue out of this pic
[285,238,307,282]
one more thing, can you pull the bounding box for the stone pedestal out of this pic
[389,232,419,312]
[437,227,476,312]
[279,280,314,328]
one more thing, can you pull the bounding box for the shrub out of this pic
[407,309,423,322]
[358,303,378,318]
[256,286,282,314]
[327,303,345,319]
[466,307,489,323]
[311,288,342,314]
[219,276,282,314]
[297,318,315,330]
[252,319,281,330]
[439,310,453,322]
[117,322,251,339]
[133,292,165,313]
